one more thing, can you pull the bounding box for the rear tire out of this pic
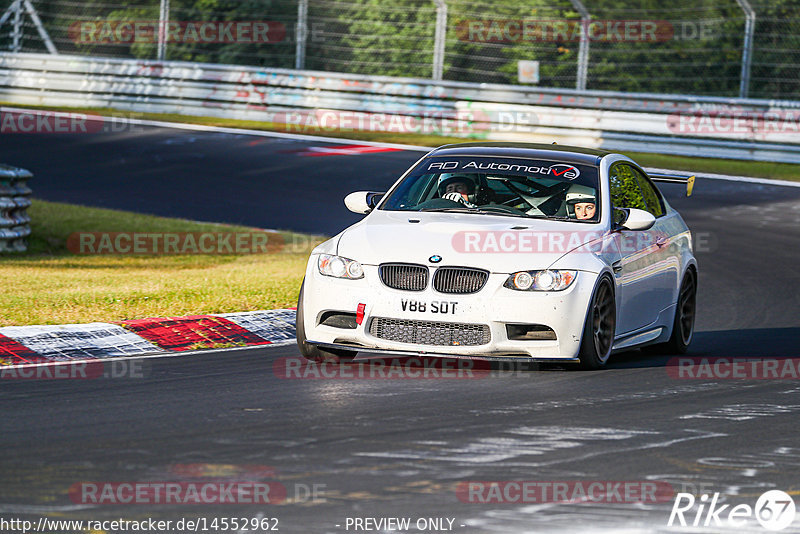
[296,281,356,363]
[577,276,616,370]
[645,269,697,355]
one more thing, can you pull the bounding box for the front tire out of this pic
[296,281,356,363]
[578,276,616,370]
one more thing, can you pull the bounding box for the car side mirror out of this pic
[344,191,384,214]
[617,208,656,231]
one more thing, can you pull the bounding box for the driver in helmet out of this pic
[438,174,478,207]
[565,185,597,220]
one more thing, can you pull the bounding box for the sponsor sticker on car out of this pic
[427,159,581,180]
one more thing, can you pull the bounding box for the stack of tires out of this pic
[0,165,32,253]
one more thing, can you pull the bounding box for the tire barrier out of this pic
[0,164,32,253]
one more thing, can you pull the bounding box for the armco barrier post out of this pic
[157,0,170,61]
[569,0,590,91]
[0,164,32,253]
[432,0,447,81]
[735,0,755,99]
[295,0,308,70]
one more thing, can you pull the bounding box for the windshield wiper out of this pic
[525,214,577,221]
[473,206,527,217]
[419,207,481,213]
[420,206,526,217]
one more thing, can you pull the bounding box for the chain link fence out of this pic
[0,0,798,99]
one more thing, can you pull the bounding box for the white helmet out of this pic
[565,184,596,218]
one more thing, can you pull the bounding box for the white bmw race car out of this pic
[297,143,698,369]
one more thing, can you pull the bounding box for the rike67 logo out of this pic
[669,490,796,531]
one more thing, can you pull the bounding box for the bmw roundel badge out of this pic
[429,255,442,263]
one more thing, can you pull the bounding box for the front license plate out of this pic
[400,299,459,314]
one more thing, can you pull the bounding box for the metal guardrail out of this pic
[0,164,32,253]
[1,52,799,163]
[4,52,800,112]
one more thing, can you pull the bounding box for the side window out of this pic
[609,163,649,222]
[631,168,665,217]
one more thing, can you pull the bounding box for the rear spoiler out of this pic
[648,172,696,197]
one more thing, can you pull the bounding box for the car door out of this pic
[629,164,679,317]
[609,162,669,334]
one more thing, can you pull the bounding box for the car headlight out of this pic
[318,254,364,279]
[505,270,577,291]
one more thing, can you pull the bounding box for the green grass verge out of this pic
[1,200,323,327]
[624,152,800,182]
[5,102,800,182]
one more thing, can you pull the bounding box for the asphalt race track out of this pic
[2,126,800,533]
[0,127,419,235]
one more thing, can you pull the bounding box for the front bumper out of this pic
[308,341,581,363]
[301,260,598,360]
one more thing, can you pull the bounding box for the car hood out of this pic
[336,210,607,273]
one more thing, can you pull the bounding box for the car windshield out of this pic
[379,156,601,221]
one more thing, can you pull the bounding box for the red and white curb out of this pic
[0,309,296,367]
[296,144,403,157]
